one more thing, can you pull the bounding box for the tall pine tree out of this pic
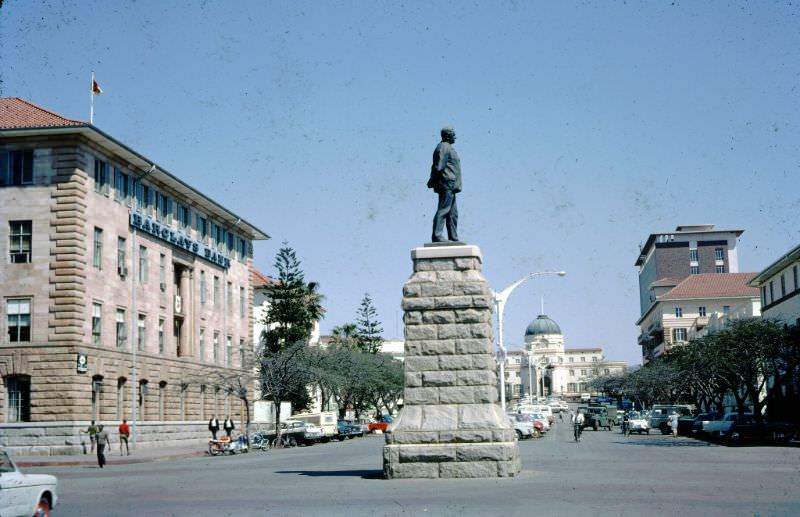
[356,293,383,354]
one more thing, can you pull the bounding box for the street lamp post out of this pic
[493,270,566,411]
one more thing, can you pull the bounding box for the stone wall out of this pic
[383,245,520,479]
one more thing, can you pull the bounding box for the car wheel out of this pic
[645,430,649,435]
[288,437,298,447]
[515,430,523,440]
[533,429,540,438]
[34,497,51,517]
[729,431,741,444]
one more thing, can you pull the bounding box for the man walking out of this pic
[96,425,111,468]
[119,419,130,455]
[208,417,220,440]
[427,126,462,243]
[223,416,235,437]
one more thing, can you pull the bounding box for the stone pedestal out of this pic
[383,244,520,479]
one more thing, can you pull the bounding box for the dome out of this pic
[524,314,561,337]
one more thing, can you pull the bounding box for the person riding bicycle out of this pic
[622,411,630,436]
[574,410,585,442]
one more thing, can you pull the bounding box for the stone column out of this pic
[383,244,520,479]
[179,268,192,356]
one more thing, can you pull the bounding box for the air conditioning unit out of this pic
[160,282,167,292]
[118,265,128,277]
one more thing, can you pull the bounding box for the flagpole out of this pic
[90,71,95,124]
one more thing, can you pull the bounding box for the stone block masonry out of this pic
[384,245,520,479]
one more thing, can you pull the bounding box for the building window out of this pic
[780,274,786,297]
[674,328,687,342]
[567,383,577,393]
[226,282,233,314]
[139,246,148,283]
[604,368,610,375]
[9,220,32,263]
[769,281,775,303]
[200,271,207,305]
[698,306,706,317]
[239,338,245,367]
[690,266,699,275]
[580,369,587,376]
[7,299,31,342]
[155,192,172,223]
[198,215,209,243]
[159,254,166,291]
[715,247,724,261]
[114,168,130,201]
[227,232,235,256]
[138,380,148,420]
[689,249,698,262]
[199,385,206,420]
[580,356,585,362]
[158,318,165,354]
[569,369,575,377]
[238,238,247,261]
[568,357,574,363]
[558,357,563,364]
[116,309,126,349]
[239,287,245,317]
[117,237,126,275]
[213,276,220,307]
[226,336,232,366]
[136,183,152,215]
[723,305,730,315]
[117,377,126,419]
[93,227,103,270]
[137,314,147,351]
[715,265,726,273]
[675,307,683,318]
[158,381,167,421]
[213,332,220,364]
[199,328,205,362]
[92,303,102,346]
[6,375,31,422]
[5,150,34,185]
[91,375,103,421]
[592,356,598,362]
[94,158,110,194]
[794,265,799,291]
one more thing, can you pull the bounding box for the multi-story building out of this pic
[635,224,748,361]
[504,314,626,401]
[748,243,800,326]
[0,97,269,454]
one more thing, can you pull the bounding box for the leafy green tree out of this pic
[355,293,383,354]
[329,323,360,350]
[259,341,312,446]
[260,244,325,412]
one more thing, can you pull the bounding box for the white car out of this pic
[627,412,650,434]
[0,449,58,517]
[507,414,536,439]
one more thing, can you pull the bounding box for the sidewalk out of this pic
[15,441,207,468]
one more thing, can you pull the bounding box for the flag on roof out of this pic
[92,78,103,95]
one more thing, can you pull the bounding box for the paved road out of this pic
[28,418,800,517]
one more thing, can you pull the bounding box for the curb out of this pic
[17,450,205,468]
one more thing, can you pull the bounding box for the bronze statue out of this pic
[427,126,462,242]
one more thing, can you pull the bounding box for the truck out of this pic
[578,405,615,431]
[290,411,338,442]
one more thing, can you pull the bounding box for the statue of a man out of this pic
[427,126,462,242]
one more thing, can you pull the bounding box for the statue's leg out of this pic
[446,194,458,241]
[432,190,451,242]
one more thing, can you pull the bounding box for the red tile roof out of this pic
[658,273,759,300]
[251,268,275,288]
[0,97,84,129]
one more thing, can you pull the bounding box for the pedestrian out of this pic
[574,410,585,442]
[81,420,98,454]
[622,411,630,437]
[669,412,679,437]
[119,419,130,455]
[96,425,111,468]
[223,416,235,437]
[208,417,220,440]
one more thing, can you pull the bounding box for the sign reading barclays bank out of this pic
[130,213,231,269]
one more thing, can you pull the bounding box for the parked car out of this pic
[707,413,796,444]
[691,412,723,436]
[0,448,58,517]
[368,415,394,433]
[336,420,365,440]
[579,405,614,431]
[627,411,650,434]
[648,405,695,434]
[280,420,324,446]
[517,413,546,435]
[507,414,537,439]
[703,413,751,439]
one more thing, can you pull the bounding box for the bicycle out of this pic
[574,423,583,442]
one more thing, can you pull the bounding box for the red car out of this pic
[368,415,394,433]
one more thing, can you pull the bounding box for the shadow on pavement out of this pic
[276,469,384,479]
[613,438,716,447]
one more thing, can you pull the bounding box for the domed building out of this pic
[505,313,626,401]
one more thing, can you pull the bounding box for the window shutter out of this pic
[0,150,7,186]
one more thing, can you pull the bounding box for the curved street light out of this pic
[492,270,566,410]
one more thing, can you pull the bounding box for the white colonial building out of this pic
[749,242,800,326]
[504,314,626,401]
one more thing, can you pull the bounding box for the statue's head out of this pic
[441,126,456,143]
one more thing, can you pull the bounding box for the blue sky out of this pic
[2,1,798,365]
